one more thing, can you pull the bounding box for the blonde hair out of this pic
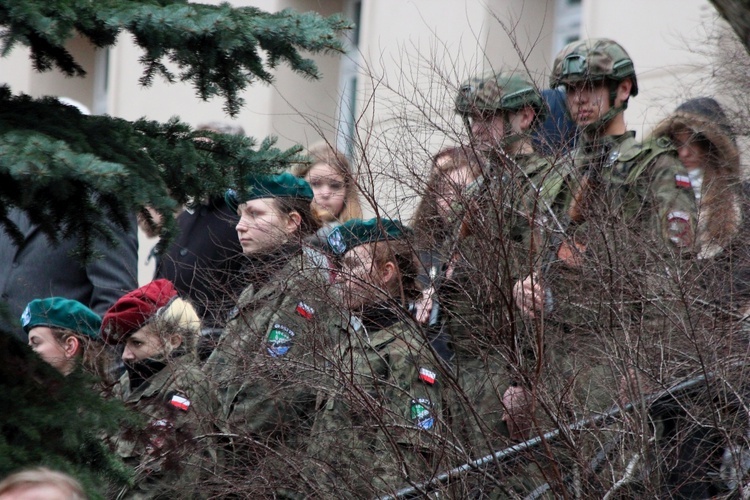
[0,467,86,499]
[292,142,363,222]
[151,297,202,359]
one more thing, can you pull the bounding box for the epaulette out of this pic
[621,136,677,183]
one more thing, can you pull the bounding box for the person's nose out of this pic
[236,216,249,233]
[122,345,135,362]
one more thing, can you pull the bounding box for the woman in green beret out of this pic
[22,297,102,377]
[204,172,343,494]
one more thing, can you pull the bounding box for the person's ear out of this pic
[517,107,536,131]
[285,210,302,234]
[168,333,183,350]
[378,260,397,288]
[63,336,80,358]
[616,79,633,102]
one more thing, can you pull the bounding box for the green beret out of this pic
[225,172,314,211]
[21,298,102,339]
[326,218,411,256]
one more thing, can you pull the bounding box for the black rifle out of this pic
[377,369,729,500]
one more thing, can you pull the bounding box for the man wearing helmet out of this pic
[435,70,560,493]
[513,38,698,496]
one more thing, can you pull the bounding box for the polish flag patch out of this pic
[170,394,191,411]
[419,367,436,385]
[675,174,692,189]
[295,302,315,320]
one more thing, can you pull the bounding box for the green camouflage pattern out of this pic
[203,247,337,448]
[302,314,445,497]
[110,361,213,499]
[550,37,638,95]
[440,152,558,462]
[455,71,545,118]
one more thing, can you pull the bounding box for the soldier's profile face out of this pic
[565,81,610,127]
[339,244,381,309]
[470,111,507,146]
[27,326,70,375]
[235,198,296,255]
[122,325,167,363]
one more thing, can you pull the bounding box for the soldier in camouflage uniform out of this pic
[301,218,444,497]
[101,279,213,499]
[424,70,565,495]
[514,38,698,496]
[202,173,338,495]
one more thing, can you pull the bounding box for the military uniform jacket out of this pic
[304,304,443,495]
[442,150,556,360]
[203,245,336,445]
[546,132,698,331]
[111,358,212,499]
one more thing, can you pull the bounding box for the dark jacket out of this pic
[0,208,138,340]
[154,197,244,329]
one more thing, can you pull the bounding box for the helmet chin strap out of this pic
[580,81,628,139]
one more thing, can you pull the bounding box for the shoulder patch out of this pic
[667,211,693,248]
[418,367,436,385]
[675,174,692,189]
[169,394,191,411]
[295,301,315,320]
[410,398,435,430]
[267,324,295,357]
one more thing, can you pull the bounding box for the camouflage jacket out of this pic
[111,357,212,499]
[442,149,558,359]
[547,131,698,329]
[203,245,337,448]
[303,303,444,496]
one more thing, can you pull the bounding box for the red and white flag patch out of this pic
[675,174,692,189]
[170,394,191,411]
[295,302,315,320]
[419,367,436,385]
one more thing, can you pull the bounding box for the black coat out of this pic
[154,197,245,328]
[0,208,138,340]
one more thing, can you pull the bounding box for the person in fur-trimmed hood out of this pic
[651,97,742,259]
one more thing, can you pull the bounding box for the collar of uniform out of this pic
[358,301,406,334]
[122,349,187,401]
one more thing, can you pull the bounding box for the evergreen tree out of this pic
[0,0,349,496]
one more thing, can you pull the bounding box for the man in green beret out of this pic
[22,297,102,376]
[297,218,444,497]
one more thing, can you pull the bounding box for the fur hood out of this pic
[650,97,742,258]
[650,97,740,177]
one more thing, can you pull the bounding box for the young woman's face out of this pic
[28,326,73,374]
[306,163,347,221]
[435,166,474,220]
[673,129,708,171]
[121,326,166,363]
[235,198,297,255]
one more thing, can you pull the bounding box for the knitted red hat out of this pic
[101,279,178,345]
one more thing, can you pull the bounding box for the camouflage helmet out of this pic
[550,38,638,96]
[455,71,545,120]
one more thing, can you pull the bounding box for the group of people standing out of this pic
[16,37,750,498]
